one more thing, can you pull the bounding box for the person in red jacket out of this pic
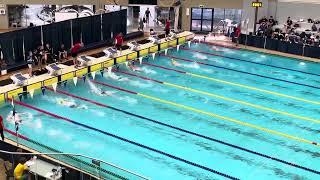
[71,42,83,67]
[165,19,170,37]
[115,33,124,54]
[0,115,4,141]
[235,26,241,46]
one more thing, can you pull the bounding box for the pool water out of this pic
[1,42,320,179]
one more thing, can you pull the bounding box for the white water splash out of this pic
[193,53,208,60]
[6,111,42,129]
[105,72,129,82]
[117,96,138,105]
[129,80,154,88]
[140,67,157,75]
[88,80,101,94]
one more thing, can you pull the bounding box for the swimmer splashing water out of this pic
[57,98,87,109]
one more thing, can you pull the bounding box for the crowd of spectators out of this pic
[255,16,320,47]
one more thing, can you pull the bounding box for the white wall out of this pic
[241,0,268,32]
[276,2,320,24]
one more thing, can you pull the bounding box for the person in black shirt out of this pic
[37,45,45,70]
[145,8,151,26]
[44,43,52,63]
[269,16,275,26]
[58,44,67,61]
[287,17,293,28]
[26,51,34,76]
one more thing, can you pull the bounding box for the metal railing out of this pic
[2,134,149,180]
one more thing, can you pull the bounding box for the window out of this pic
[191,8,213,32]
[191,8,242,33]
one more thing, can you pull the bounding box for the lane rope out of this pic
[181,47,320,77]
[11,99,237,179]
[90,80,320,147]
[46,87,320,174]
[162,54,320,90]
[143,62,320,106]
[117,71,320,124]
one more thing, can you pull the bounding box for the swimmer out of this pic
[128,62,142,72]
[99,90,115,96]
[212,46,223,52]
[171,59,181,66]
[57,98,87,109]
[108,72,129,81]
[6,111,31,124]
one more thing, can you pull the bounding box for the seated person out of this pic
[268,16,275,26]
[286,17,293,28]
[150,28,157,36]
[14,157,29,180]
[58,44,68,61]
[312,24,318,31]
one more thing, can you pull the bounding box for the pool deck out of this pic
[199,35,320,63]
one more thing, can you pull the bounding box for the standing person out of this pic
[71,42,83,67]
[114,33,124,54]
[145,8,151,26]
[138,18,144,32]
[58,44,68,62]
[0,115,4,141]
[26,51,34,77]
[165,19,170,37]
[38,45,45,70]
[44,43,52,64]
[235,26,241,46]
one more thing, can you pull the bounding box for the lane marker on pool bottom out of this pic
[46,87,320,175]
[117,71,320,124]
[162,54,320,90]
[142,62,320,106]
[90,80,320,147]
[181,47,320,77]
[11,99,237,179]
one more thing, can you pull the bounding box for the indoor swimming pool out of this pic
[1,42,320,179]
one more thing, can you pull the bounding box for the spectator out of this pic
[14,157,29,180]
[287,17,293,28]
[71,42,83,67]
[114,33,124,54]
[165,19,170,37]
[312,24,317,31]
[0,115,4,141]
[269,16,275,26]
[26,51,34,76]
[58,44,68,61]
[150,28,157,36]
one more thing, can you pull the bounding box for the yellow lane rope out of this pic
[163,82,320,124]
[138,93,319,146]
[187,72,320,105]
